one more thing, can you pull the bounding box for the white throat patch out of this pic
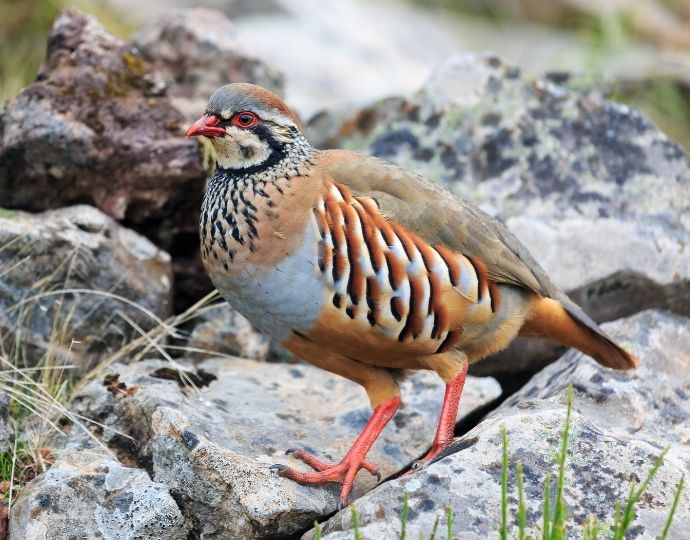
[212,126,272,169]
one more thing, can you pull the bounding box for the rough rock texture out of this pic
[133,8,284,123]
[307,52,690,378]
[183,302,270,361]
[69,357,500,538]
[0,8,208,311]
[9,437,189,540]
[0,205,172,369]
[0,392,11,455]
[313,310,690,539]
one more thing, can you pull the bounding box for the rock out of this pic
[70,356,501,538]
[307,52,690,378]
[0,392,11,455]
[9,436,189,540]
[0,205,172,369]
[183,302,270,361]
[313,310,690,539]
[133,8,284,124]
[0,7,207,311]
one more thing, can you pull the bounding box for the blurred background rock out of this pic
[2,0,690,147]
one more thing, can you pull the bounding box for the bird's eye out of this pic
[231,111,258,128]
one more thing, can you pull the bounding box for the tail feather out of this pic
[521,296,639,370]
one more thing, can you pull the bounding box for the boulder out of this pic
[0,8,208,311]
[133,8,284,124]
[307,52,690,378]
[313,310,690,539]
[0,205,172,369]
[9,436,189,540]
[69,356,500,538]
[183,302,270,361]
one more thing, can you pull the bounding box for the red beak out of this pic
[185,115,226,138]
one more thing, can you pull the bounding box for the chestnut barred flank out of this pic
[313,183,496,350]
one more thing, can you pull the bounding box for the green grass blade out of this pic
[500,426,508,540]
[517,462,526,540]
[613,447,669,540]
[542,474,551,540]
[549,386,573,539]
[429,515,440,540]
[446,506,453,540]
[400,492,409,540]
[351,505,363,540]
[659,475,685,540]
[313,520,322,540]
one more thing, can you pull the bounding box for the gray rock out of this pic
[133,8,284,124]
[307,52,690,378]
[184,302,270,361]
[70,356,500,538]
[0,7,208,311]
[0,392,11,455]
[9,437,189,540]
[0,205,172,369]
[313,310,690,539]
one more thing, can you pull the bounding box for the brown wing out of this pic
[314,149,561,299]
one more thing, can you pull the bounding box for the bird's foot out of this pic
[400,437,458,478]
[270,449,381,508]
[410,438,458,471]
[270,395,400,508]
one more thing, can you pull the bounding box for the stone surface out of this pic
[133,8,284,124]
[0,7,208,311]
[0,205,172,369]
[183,302,270,361]
[70,356,500,538]
[314,310,690,539]
[308,52,690,378]
[9,437,189,540]
[0,392,11,455]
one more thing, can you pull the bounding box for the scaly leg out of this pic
[274,334,402,506]
[412,360,468,468]
[271,396,400,506]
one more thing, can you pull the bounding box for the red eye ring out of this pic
[231,111,259,128]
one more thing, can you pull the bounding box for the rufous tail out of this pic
[521,296,639,370]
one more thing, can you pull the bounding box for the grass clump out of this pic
[499,386,684,540]
[312,386,685,539]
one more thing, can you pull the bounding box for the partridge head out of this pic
[187,83,638,507]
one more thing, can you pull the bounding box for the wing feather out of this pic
[315,150,560,299]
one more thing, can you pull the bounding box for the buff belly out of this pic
[207,223,327,342]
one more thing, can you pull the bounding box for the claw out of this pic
[336,499,347,512]
[272,396,401,505]
[285,448,298,455]
[269,464,288,474]
[374,469,381,482]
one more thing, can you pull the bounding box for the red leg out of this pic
[271,395,400,506]
[413,362,468,468]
